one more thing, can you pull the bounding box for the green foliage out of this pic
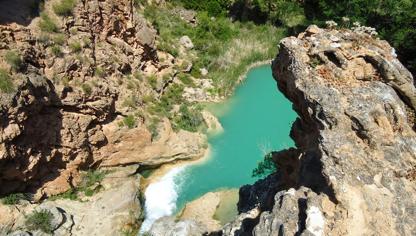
[1,193,26,205]
[5,50,23,71]
[38,13,59,32]
[81,83,92,95]
[122,95,139,108]
[146,75,158,90]
[173,104,205,132]
[53,34,66,45]
[148,118,160,140]
[0,69,15,93]
[69,42,82,53]
[94,67,105,77]
[133,71,143,80]
[50,169,106,200]
[49,189,78,201]
[174,0,231,16]
[178,73,194,86]
[53,0,76,16]
[123,115,136,129]
[25,209,54,234]
[252,152,277,177]
[51,45,63,57]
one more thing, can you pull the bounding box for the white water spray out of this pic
[139,166,186,234]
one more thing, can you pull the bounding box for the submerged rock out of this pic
[219,25,416,235]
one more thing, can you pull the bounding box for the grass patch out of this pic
[50,45,63,57]
[5,50,23,71]
[123,115,136,129]
[69,41,82,53]
[81,83,92,95]
[53,0,77,16]
[53,34,66,45]
[1,193,27,205]
[173,104,205,132]
[0,69,15,93]
[146,75,158,90]
[38,13,59,33]
[25,209,54,234]
[94,67,105,77]
[141,5,286,96]
[49,169,107,200]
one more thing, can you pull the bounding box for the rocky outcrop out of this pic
[220,26,416,235]
[0,0,206,199]
[1,166,142,235]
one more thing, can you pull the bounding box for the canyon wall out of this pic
[221,25,416,235]
[0,0,204,200]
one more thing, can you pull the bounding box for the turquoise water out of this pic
[175,65,297,210]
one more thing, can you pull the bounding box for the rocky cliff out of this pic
[0,0,205,201]
[220,25,416,235]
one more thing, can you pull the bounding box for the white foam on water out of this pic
[139,166,186,234]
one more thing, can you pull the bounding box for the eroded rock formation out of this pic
[221,25,416,235]
[0,0,205,200]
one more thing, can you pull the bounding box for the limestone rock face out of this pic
[1,167,141,236]
[0,0,204,198]
[220,26,416,235]
[149,216,207,236]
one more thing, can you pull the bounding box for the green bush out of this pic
[252,152,277,177]
[81,83,92,95]
[147,75,158,90]
[0,69,14,93]
[53,0,76,16]
[38,13,59,32]
[94,67,105,77]
[49,189,78,201]
[53,34,66,45]
[69,42,82,53]
[5,50,23,71]
[178,73,194,86]
[123,115,136,129]
[50,45,63,57]
[173,104,204,132]
[25,209,54,234]
[1,193,26,205]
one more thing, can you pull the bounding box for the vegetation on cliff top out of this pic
[174,0,416,74]
[25,209,54,234]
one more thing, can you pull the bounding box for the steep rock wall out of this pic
[220,25,416,236]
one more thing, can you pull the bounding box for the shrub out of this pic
[133,71,143,80]
[49,189,78,201]
[122,95,138,108]
[53,34,66,45]
[81,83,92,95]
[94,67,105,77]
[38,13,59,32]
[25,209,54,234]
[123,115,136,129]
[5,50,23,71]
[50,45,63,57]
[1,193,26,205]
[53,0,76,16]
[252,152,277,177]
[148,118,160,140]
[69,41,82,53]
[178,73,194,86]
[146,75,158,90]
[0,69,15,93]
[173,104,204,132]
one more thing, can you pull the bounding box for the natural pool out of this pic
[140,65,297,232]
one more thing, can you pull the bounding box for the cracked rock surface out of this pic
[218,25,416,236]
